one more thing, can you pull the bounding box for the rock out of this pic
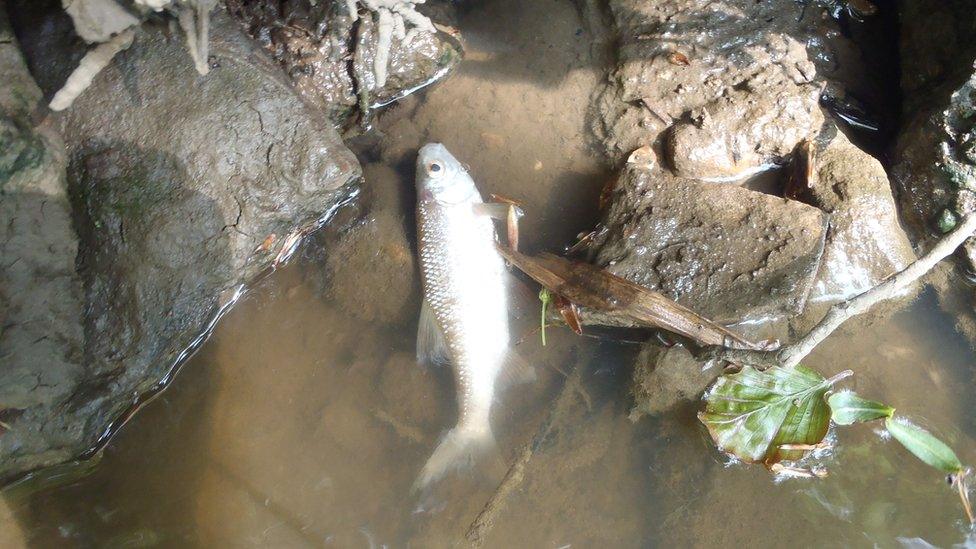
[224,0,462,124]
[0,5,86,480]
[1,7,360,481]
[667,75,823,181]
[594,0,862,167]
[892,68,976,243]
[629,344,716,420]
[323,214,418,324]
[377,351,440,434]
[889,0,976,341]
[891,0,976,245]
[585,166,827,325]
[586,0,917,331]
[800,128,916,303]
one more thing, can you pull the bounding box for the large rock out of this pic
[629,344,715,419]
[1,6,360,481]
[802,128,916,303]
[891,0,976,243]
[0,4,86,479]
[592,0,870,170]
[586,0,917,327]
[585,165,827,325]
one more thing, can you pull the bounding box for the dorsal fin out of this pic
[417,300,451,366]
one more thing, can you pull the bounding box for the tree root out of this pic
[464,365,588,546]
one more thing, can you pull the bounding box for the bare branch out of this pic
[50,28,135,111]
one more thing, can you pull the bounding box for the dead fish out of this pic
[414,143,527,488]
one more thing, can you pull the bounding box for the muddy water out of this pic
[3,0,976,547]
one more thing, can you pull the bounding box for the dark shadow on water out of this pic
[7,345,218,547]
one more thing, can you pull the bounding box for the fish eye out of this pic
[427,161,444,177]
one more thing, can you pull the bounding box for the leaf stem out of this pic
[957,469,975,524]
[539,288,551,346]
[825,370,854,386]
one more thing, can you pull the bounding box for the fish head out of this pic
[416,143,479,204]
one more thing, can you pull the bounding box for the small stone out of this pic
[937,208,959,233]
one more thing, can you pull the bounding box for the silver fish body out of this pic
[414,143,509,487]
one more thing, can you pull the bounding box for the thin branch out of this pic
[465,366,586,546]
[695,213,976,369]
[50,28,136,111]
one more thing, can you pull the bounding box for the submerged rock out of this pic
[1,8,359,481]
[585,165,827,325]
[323,214,418,324]
[629,344,715,419]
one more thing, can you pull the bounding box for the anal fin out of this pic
[496,350,537,392]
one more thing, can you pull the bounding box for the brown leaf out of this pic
[256,233,277,254]
[668,51,691,66]
[785,139,815,201]
[553,294,583,335]
[497,245,761,349]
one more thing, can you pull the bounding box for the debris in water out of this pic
[667,51,690,66]
[496,245,764,350]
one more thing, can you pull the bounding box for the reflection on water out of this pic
[3,0,976,546]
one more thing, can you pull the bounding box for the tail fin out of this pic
[414,422,496,490]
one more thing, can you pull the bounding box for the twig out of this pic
[694,213,976,369]
[956,468,974,524]
[50,29,136,111]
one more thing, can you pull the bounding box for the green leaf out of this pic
[700,366,851,464]
[827,391,894,425]
[885,417,964,474]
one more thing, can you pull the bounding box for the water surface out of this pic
[3,0,976,547]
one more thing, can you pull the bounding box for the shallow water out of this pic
[4,0,976,547]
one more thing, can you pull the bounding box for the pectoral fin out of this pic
[417,300,451,366]
[471,202,515,220]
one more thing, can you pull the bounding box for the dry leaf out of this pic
[668,51,690,66]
